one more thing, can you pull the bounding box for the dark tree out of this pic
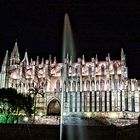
[0,88,33,124]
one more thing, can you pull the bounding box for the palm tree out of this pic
[29,85,44,123]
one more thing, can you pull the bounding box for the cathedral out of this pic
[0,42,140,117]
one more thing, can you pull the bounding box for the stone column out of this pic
[113,91,118,111]
[92,91,95,112]
[106,91,110,111]
[102,91,105,112]
[122,90,125,111]
[135,91,139,112]
[111,91,115,111]
[64,92,69,113]
[84,92,87,112]
[131,91,135,112]
[72,92,75,112]
[77,91,80,112]
[69,93,73,112]
[67,92,70,112]
[128,91,132,111]
[99,91,102,111]
[118,90,122,111]
[96,91,99,111]
[124,90,128,111]
[86,92,90,112]
[82,92,85,112]
[75,92,77,112]
[117,90,121,111]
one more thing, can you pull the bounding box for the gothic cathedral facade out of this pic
[0,42,140,116]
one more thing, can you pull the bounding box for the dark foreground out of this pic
[0,124,139,140]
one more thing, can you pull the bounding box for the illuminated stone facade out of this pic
[0,42,140,116]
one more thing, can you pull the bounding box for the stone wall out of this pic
[0,124,139,140]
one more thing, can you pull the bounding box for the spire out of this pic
[53,57,56,64]
[70,56,72,65]
[10,41,20,65]
[121,48,125,61]
[41,57,44,65]
[95,54,98,64]
[108,53,110,62]
[22,50,29,65]
[30,58,33,64]
[66,53,69,63]
[0,50,9,88]
[1,50,9,72]
[82,55,85,65]
[91,57,95,63]
[11,41,19,57]
[36,56,39,65]
[121,48,124,54]
[2,50,9,66]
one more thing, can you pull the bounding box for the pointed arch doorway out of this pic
[47,99,60,116]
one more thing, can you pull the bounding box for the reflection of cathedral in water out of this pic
[0,42,140,115]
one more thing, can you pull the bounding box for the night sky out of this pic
[0,1,140,78]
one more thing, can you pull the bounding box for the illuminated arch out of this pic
[96,80,99,91]
[86,80,90,91]
[91,80,95,90]
[47,98,60,115]
[72,81,76,91]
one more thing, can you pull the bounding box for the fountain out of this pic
[60,13,87,140]
[60,13,76,140]
[62,13,76,62]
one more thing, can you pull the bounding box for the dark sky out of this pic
[0,0,140,78]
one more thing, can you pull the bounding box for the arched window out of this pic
[92,80,95,91]
[131,96,135,112]
[101,65,105,75]
[56,80,60,92]
[113,63,117,75]
[96,80,99,91]
[77,81,80,91]
[86,80,90,91]
[88,65,92,76]
[72,81,76,91]
[68,81,71,91]
[100,79,105,91]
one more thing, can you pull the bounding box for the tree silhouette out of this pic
[29,86,44,123]
[0,88,33,124]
